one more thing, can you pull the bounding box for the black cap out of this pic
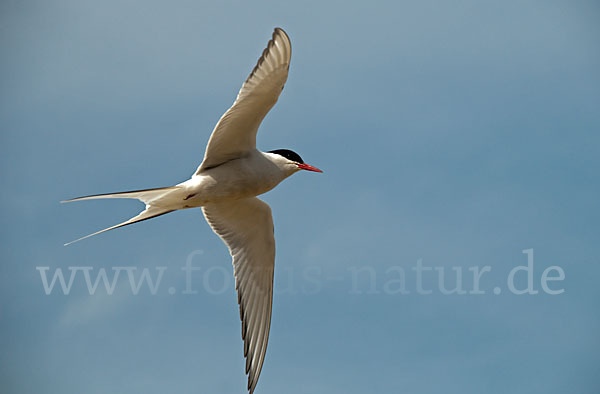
[268,149,304,164]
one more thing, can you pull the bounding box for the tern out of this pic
[63,28,321,393]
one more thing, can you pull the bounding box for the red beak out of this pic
[297,163,323,173]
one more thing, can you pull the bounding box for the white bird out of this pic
[63,28,321,393]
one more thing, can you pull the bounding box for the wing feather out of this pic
[196,28,292,173]
[202,197,275,393]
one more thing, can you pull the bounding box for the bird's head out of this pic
[267,149,322,175]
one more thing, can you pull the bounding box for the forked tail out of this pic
[62,186,180,246]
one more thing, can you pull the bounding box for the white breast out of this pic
[180,151,289,207]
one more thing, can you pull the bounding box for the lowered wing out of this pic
[202,197,276,393]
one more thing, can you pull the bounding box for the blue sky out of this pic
[1,1,599,393]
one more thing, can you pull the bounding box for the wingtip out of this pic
[272,27,290,44]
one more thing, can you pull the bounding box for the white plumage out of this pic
[63,28,321,393]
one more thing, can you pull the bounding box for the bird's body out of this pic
[182,151,296,207]
[63,28,321,393]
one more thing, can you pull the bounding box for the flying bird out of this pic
[63,28,321,393]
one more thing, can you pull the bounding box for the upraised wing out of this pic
[195,28,292,173]
[201,197,275,393]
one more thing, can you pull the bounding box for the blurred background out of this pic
[1,1,599,393]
